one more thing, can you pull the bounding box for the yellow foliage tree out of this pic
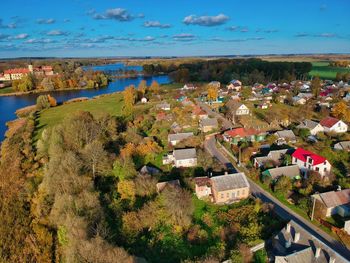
[123,85,136,115]
[149,80,160,94]
[332,101,350,122]
[117,180,136,202]
[207,85,218,101]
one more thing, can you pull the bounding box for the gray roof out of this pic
[313,189,350,208]
[297,119,320,130]
[334,141,350,151]
[140,165,160,175]
[272,220,348,263]
[275,130,296,140]
[168,132,193,142]
[173,148,197,160]
[265,165,300,180]
[255,149,291,166]
[211,173,249,192]
[200,118,218,127]
[226,100,246,112]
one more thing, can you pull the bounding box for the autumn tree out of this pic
[47,94,57,107]
[332,101,350,122]
[207,85,218,101]
[36,95,51,110]
[123,85,137,115]
[149,80,160,94]
[311,75,321,98]
[138,80,147,98]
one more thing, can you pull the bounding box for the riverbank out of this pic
[0,85,107,97]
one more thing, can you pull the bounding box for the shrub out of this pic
[36,95,51,110]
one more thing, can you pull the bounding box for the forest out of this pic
[143,58,313,84]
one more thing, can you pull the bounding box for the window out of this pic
[232,192,236,198]
[237,190,240,196]
[316,167,319,171]
[308,158,312,164]
[324,168,327,172]
[226,193,229,198]
[221,193,224,199]
[304,163,307,167]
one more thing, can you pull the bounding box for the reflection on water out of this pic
[0,63,170,141]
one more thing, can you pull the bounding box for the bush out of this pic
[36,95,51,110]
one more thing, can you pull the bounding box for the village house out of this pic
[208,81,221,89]
[271,220,348,263]
[223,127,266,145]
[226,79,242,91]
[311,189,350,218]
[225,100,250,122]
[292,96,306,105]
[320,117,348,133]
[168,132,193,146]
[210,173,250,204]
[291,148,331,177]
[182,83,197,90]
[334,141,350,151]
[254,148,293,169]
[194,177,212,200]
[156,179,181,193]
[199,118,218,133]
[141,97,148,103]
[297,119,324,135]
[140,165,160,176]
[163,148,197,167]
[156,102,171,111]
[274,130,297,145]
[192,105,208,120]
[262,165,301,181]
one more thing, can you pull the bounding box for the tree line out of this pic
[143,58,312,85]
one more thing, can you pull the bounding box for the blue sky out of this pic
[0,0,349,58]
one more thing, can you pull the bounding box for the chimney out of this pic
[286,222,291,233]
[329,257,335,263]
[285,237,292,248]
[294,232,300,242]
[315,247,321,258]
[224,171,228,175]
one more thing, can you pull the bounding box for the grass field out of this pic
[35,93,125,141]
[309,61,350,79]
[0,87,14,94]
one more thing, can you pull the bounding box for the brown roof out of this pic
[194,177,211,187]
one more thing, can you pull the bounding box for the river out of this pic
[0,63,170,141]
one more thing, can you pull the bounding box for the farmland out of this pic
[309,61,350,79]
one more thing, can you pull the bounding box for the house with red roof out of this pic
[223,127,266,144]
[320,117,348,133]
[292,148,331,177]
[191,105,208,120]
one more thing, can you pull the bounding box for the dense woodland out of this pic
[143,59,312,84]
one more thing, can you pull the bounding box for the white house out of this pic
[163,148,197,168]
[226,79,242,91]
[156,103,171,111]
[183,83,197,90]
[141,97,148,103]
[292,148,331,177]
[320,117,348,133]
[226,100,250,121]
[334,141,350,151]
[297,120,324,135]
[312,189,350,218]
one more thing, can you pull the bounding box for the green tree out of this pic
[36,95,51,110]
[274,175,292,197]
[311,75,321,98]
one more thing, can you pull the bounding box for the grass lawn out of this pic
[0,87,14,94]
[309,61,350,80]
[35,93,125,141]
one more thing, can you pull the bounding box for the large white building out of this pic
[292,148,331,177]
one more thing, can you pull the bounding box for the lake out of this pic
[0,63,170,141]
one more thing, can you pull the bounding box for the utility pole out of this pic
[311,192,319,221]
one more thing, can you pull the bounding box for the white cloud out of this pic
[144,21,171,28]
[183,14,229,26]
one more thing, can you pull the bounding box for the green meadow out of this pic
[309,61,350,79]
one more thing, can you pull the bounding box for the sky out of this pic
[0,0,349,58]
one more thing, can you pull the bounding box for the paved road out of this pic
[196,100,234,130]
[204,135,350,260]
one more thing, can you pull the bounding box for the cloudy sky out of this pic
[0,0,349,58]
